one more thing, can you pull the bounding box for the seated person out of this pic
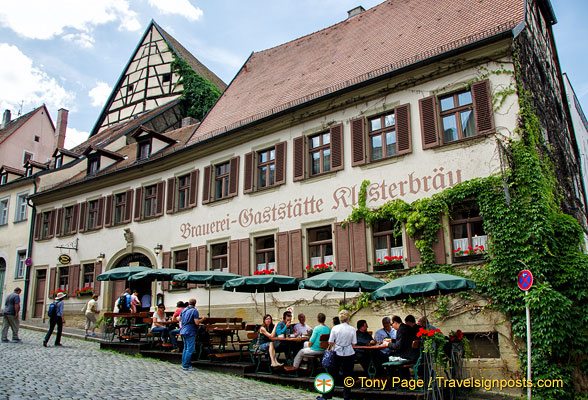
[405,315,419,338]
[293,313,312,336]
[168,301,185,353]
[417,316,437,331]
[274,311,299,355]
[151,304,177,349]
[257,314,282,368]
[355,320,375,373]
[374,316,396,359]
[387,315,419,362]
[292,312,330,369]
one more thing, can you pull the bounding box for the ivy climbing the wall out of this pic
[170,55,222,122]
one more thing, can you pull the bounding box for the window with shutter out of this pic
[257,149,275,189]
[308,226,334,267]
[243,152,255,193]
[202,165,212,204]
[293,136,305,181]
[115,192,130,225]
[79,202,87,232]
[155,181,165,216]
[143,184,157,219]
[104,195,113,227]
[188,169,199,208]
[372,219,404,271]
[419,95,440,149]
[214,162,230,200]
[277,232,289,276]
[134,187,143,221]
[274,141,286,185]
[166,177,176,214]
[351,117,366,166]
[124,189,133,224]
[211,243,228,272]
[228,156,239,197]
[255,235,275,272]
[93,262,102,296]
[450,202,486,262]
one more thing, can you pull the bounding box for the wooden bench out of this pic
[283,333,330,376]
[382,340,422,380]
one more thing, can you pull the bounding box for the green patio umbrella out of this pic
[174,270,241,316]
[96,266,151,281]
[371,272,476,321]
[299,271,385,304]
[127,268,188,281]
[222,274,299,315]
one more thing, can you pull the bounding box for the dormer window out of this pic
[25,166,33,177]
[88,158,100,175]
[0,173,6,185]
[138,140,151,160]
[55,155,63,169]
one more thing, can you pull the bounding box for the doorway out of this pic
[33,269,46,318]
[0,258,6,310]
[110,253,152,310]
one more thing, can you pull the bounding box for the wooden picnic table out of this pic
[354,343,389,378]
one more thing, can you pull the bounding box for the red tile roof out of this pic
[188,0,524,145]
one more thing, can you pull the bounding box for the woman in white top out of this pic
[321,309,356,400]
[151,304,172,344]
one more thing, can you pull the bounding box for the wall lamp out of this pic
[154,244,163,255]
[97,253,105,263]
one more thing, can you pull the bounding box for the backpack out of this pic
[118,294,130,312]
[47,302,58,318]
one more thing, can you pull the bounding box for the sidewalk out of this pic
[1,318,102,343]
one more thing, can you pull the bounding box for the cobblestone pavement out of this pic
[0,329,322,400]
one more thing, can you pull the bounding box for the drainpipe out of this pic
[22,178,38,321]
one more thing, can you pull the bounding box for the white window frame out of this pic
[15,249,26,279]
[0,197,9,225]
[15,191,28,222]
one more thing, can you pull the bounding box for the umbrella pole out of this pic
[264,288,266,316]
[422,293,427,328]
[343,291,346,305]
[208,282,211,317]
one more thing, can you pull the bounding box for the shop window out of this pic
[308,226,333,266]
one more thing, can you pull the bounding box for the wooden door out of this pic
[33,269,47,318]
[111,280,126,310]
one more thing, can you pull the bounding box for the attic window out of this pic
[128,83,134,93]
[23,151,33,165]
[0,173,7,185]
[88,157,100,175]
[138,140,151,160]
[162,73,171,83]
[25,166,33,177]
[34,136,40,142]
[55,155,63,169]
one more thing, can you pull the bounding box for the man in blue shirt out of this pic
[43,292,66,347]
[179,298,206,370]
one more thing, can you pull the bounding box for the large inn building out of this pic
[1,0,586,392]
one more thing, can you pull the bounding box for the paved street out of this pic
[0,329,320,400]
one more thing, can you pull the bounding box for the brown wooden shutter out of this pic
[48,209,56,238]
[406,234,422,268]
[93,262,102,296]
[124,189,133,223]
[134,187,143,221]
[350,117,366,166]
[334,223,351,271]
[188,169,199,208]
[34,212,42,240]
[104,195,113,227]
[188,246,198,288]
[196,245,207,271]
[228,156,240,197]
[432,224,446,264]
[71,204,79,234]
[289,229,303,278]
[419,95,439,149]
[48,267,56,297]
[471,79,495,136]
[330,124,344,171]
[79,202,87,232]
[229,240,239,275]
[69,264,81,294]
[275,141,287,185]
[395,103,412,155]
[350,220,368,272]
[162,251,171,291]
[293,136,305,181]
[166,177,175,214]
[277,232,289,276]
[96,197,104,229]
[202,165,212,204]
[243,151,255,193]
[155,181,165,217]
[55,208,63,237]
[239,238,250,276]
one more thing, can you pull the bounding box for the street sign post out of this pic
[518,269,533,400]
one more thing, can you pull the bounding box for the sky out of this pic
[0,0,586,150]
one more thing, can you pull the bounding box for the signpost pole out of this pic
[526,290,531,400]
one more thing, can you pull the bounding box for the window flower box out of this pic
[374,256,404,271]
[254,268,275,276]
[453,245,485,262]
[49,288,67,297]
[305,262,334,277]
[74,286,94,297]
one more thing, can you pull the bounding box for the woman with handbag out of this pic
[321,309,356,400]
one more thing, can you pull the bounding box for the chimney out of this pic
[55,108,68,149]
[181,116,198,127]
[1,109,11,129]
[347,5,365,19]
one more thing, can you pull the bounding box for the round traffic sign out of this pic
[25,257,32,267]
[518,270,533,291]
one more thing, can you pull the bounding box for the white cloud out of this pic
[89,81,112,107]
[0,43,75,116]
[0,0,141,48]
[148,0,203,21]
[64,126,90,150]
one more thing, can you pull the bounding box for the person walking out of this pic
[83,294,100,337]
[43,292,66,347]
[179,298,206,371]
[321,309,356,400]
[2,287,22,343]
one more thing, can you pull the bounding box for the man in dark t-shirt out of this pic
[2,287,21,342]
